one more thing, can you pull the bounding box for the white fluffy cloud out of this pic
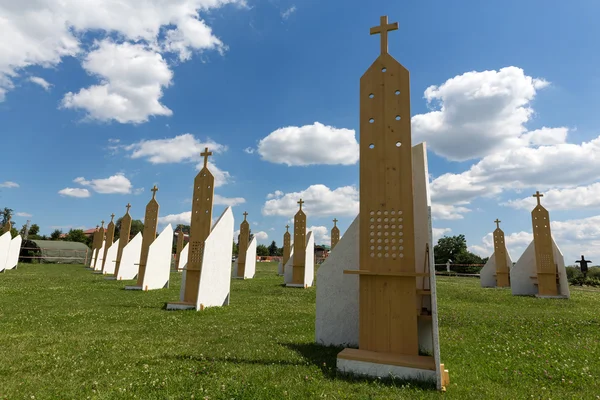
[266,190,284,199]
[195,162,232,187]
[214,194,245,207]
[504,183,600,211]
[254,231,269,242]
[158,212,191,226]
[470,231,533,260]
[29,76,52,91]
[73,174,133,194]
[0,0,243,117]
[307,225,331,245]
[281,6,296,19]
[412,67,551,161]
[125,134,227,163]
[262,184,359,217]
[431,204,471,220]
[62,41,173,123]
[58,188,91,198]
[432,227,452,243]
[257,122,359,166]
[16,212,32,218]
[0,181,19,188]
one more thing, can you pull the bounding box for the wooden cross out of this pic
[101,220,105,228]
[370,16,398,55]
[201,147,213,169]
[151,185,159,199]
[126,203,131,213]
[111,213,115,222]
[533,191,543,206]
[297,198,304,210]
[494,219,501,229]
[96,225,99,230]
[333,218,338,227]
[285,224,289,232]
[243,211,248,221]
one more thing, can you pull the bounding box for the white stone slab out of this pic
[232,236,257,279]
[136,224,173,291]
[5,235,22,270]
[102,239,119,275]
[511,238,570,298]
[89,248,97,269]
[94,240,106,271]
[284,231,314,288]
[177,243,189,272]
[278,245,293,276]
[316,143,443,389]
[480,249,514,288]
[115,233,142,281]
[0,232,12,272]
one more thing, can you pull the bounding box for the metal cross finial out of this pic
[151,185,159,199]
[297,198,304,210]
[370,16,398,55]
[101,220,105,228]
[201,147,213,169]
[494,219,501,229]
[533,191,544,206]
[333,218,338,227]
[285,224,289,232]
[126,203,131,213]
[243,211,248,221]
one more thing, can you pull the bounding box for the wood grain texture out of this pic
[283,226,291,266]
[493,227,510,287]
[101,216,116,271]
[136,190,159,286]
[532,204,558,296]
[331,219,340,250]
[292,205,306,285]
[175,228,184,268]
[114,209,132,277]
[237,217,250,277]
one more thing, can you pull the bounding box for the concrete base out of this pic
[536,294,569,299]
[166,302,196,311]
[337,357,436,383]
[124,286,143,290]
[105,277,117,280]
[286,283,307,288]
[92,271,103,275]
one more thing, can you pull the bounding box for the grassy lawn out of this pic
[1,262,599,399]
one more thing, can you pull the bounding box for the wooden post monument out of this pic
[236,212,250,278]
[113,204,132,277]
[292,199,307,284]
[101,214,116,271]
[283,224,291,267]
[531,191,558,296]
[493,219,510,287]
[175,226,185,269]
[331,218,340,250]
[135,186,159,286]
[93,221,105,268]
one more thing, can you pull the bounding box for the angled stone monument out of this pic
[511,191,570,298]
[331,219,340,250]
[233,212,257,279]
[480,219,513,288]
[125,186,171,291]
[167,148,234,311]
[88,225,100,269]
[94,221,106,271]
[100,214,116,273]
[4,234,22,271]
[178,243,189,271]
[277,225,292,276]
[284,199,315,288]
[114,232,143,281]
[108,204,133,280]
[175,227,185,271]
[0,231,11,273]
[315,17,448,391]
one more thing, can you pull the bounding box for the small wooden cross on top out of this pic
[126,203,131,213]
[297,198,304,211]
[370,16,398,55]
[532,191,543,206]
[110,213,115,222]
[101,220,105,228]
[333,218,338,227]
[285,224,289,232]
[243,211,248,221]
[201,147,213,169]
[151,185,159,199]
[494,219,501,229]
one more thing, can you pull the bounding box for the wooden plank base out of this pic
[338,348,435,371]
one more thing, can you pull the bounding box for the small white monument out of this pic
[94,240,106,271]
[125,225,173,291]
[102,238,120,275]
[177,243,189,271]
[480,219,513,288]
[114,232,143,281]
[4,235,22,270]
[0,231,12,272]
[233,212,257,280]
[284,231,315,288]
[278,225,292,276]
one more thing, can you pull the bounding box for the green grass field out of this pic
[1,262,599,399]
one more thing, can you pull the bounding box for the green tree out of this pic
[10,227,19,238]
[19,224,28,236]
[28,224,40,236]
[114,218,144,240]
[232,241,239,256]
[1,207,13,226]
[434,234,468,264]
[268,240,278,256]
[50,229,62,241]
[256,244,269,257]
[65,229,88,244]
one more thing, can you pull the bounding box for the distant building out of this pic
[315,244,330,263]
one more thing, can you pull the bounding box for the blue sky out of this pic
[2,0,600,263]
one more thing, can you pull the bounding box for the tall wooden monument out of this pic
[175,226,185,270]
[493,219,510,287]
[331,218,340,250]
[283,225,291,266]
[113,204,132,277]
[182,148,214,304]
[93,221,105,268]
[292,199,307,284]
[101,214,116,271]
[531,191,558,296]
[236,212,250,278]
[136,186,159,286]
[335,16,448,389]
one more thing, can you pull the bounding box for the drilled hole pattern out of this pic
[190,241,204,263]
[369,209,404,259]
